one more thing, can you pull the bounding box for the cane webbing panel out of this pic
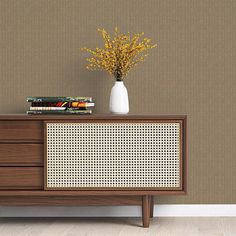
[46,122,181,189]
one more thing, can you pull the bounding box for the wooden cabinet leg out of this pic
[142,195,150,228]
[149,195,154,218]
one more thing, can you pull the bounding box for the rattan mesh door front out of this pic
[45,122,182,190]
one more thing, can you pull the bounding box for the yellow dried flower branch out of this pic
[82,27,157,81]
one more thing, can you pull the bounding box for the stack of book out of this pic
[26,97,95,115]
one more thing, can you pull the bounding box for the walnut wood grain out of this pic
[183,116,187,194]
[149,196,154,218]
[0,121,43,140]
[142,195,150,228]
[0,190,186,197]
[0,144,43,166]
[0,140,43,144]
[0,196,142,206]
[0,114,187,121]
[0,167,43,189]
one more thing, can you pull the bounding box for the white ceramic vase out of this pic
[109,81,129,114]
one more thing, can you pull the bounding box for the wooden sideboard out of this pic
[0,114,187,227]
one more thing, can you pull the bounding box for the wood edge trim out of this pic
[0,115,188,121]
[44,187,183,191]
[0,140,43,144]
[0,164,43,167]
[0,190,187,196]
[44,119,184,124]
[43,119,185,191]
[44,122,48,190]
[182,116,187,194]
[179,120,183,190]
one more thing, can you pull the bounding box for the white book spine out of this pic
[30,107,66,111]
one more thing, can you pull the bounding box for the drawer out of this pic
[0,144,43,166]
[0,121,43,140]
[0,167,43,189]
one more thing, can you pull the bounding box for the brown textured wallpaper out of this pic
[0,0,236,203]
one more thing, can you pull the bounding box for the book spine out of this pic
[31,102,95,108]
[30,107,66,111]
[67,107,89,111]
[71,102,95,108]
[27,110,92,115]
[31,102,71,107]
[27,97,93,102]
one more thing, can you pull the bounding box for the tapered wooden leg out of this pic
[142,195,150,228]
[149,195,154,218]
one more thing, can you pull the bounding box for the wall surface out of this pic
[0,0,235,204]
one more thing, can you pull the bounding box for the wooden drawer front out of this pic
[0,144,43,166]
[0,167,43,189]
[0,121,43,140]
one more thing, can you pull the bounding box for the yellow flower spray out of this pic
[82,27,157,81]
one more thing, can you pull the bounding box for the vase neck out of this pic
[115,81,124,85]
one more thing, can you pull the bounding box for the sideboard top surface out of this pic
[0,114,187,121]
